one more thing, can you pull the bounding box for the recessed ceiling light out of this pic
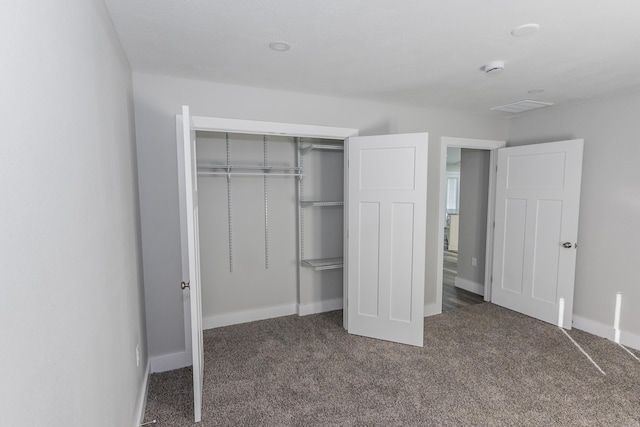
[528,89,544,94]
[511,23,540,37]
[269,41,291,52]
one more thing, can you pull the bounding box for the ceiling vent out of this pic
[490,100,554,114]
[480,60,505,74]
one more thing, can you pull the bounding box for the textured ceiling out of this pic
[104,0,640,115]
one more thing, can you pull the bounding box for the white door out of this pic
[346,133,428,347]
[177,106,204,422]
[492,139,583,328]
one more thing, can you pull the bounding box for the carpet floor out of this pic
[144,303,640,426]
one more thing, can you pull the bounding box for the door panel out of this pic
[360,147,417,190]
[347,133,428,347]
[532,200,563,303]
[177,106,204,423]
[507,152,566,189]
[358,202,381,317]
[492,139,583,328]
[389,203,415,322]
[502,198,527,294]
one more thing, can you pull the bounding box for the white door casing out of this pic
[492,139,584,328]
[347,133,428,347]
[177,106,204,422]
[436,137,506,313]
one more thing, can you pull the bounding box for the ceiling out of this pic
[104,0,640,115]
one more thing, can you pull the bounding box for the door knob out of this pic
[180,281,190,290]
[562,242,573,249]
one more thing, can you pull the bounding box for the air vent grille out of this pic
[491,100,554,113]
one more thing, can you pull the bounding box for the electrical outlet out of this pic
[471,257,477,267]
[136,344,140,367]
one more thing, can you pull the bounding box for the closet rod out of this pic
[197,171,302,177]
[197,165,301,172]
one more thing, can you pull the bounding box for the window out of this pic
[446,177,459,213]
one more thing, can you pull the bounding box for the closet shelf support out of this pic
[197,171,302,177]
[197,164,301,172]
[225,133,233,272]
[263,135,269,270]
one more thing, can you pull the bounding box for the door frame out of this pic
[435,137,506,312]
[180,114,358,341]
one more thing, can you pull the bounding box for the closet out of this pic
[179,109,430,421]
[194,131,345,326]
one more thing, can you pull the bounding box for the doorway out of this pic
[442,147,489,311]
[436,137,506,313]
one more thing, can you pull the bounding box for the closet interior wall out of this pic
[195,131,343,324]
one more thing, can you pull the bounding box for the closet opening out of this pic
[192,129,350,331]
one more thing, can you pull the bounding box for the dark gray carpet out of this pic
[144,303,640,426]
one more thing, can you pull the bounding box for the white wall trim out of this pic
[191,115,359,139]
[454,277,484,296]
[203,304,297,330]
[149,350,191,373]
[572,315,640,351]
[424,302,442,317]
[133,362,150,427]
[298,298,344,316]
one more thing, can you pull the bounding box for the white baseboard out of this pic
[572,315,640,351]
[133,362,150,427]
[149,350,191,373]
[202,303,297,330]
[424,302,441,317]
[298,298,343,316]
[454,277,484,295]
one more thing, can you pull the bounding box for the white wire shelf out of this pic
[198,164,300,171]
[197,164,302,177]
[301,257,343,271]
[301,201,344,208]
[301,144,344,155]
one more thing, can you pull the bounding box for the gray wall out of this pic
[456,149,491,290]
[508,92,640,345]
[132,72,509,361]
[0,1,147,426]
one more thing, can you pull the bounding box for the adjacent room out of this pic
[3,1,640,426]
